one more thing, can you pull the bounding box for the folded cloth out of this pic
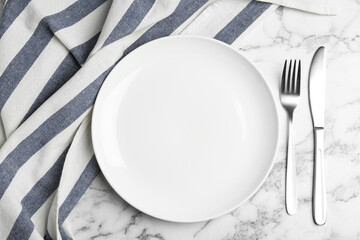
[258,0,335,15]
[0,0,329,239]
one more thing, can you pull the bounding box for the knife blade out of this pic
[309,46,327,226]
[309,47,326,128]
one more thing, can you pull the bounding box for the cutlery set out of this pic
[281,46,327,225]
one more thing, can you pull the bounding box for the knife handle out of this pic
[313,127,327,225]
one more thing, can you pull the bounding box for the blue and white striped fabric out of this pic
[0,0,278,239]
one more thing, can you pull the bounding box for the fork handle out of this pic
[313,127,327,225]
[286,115,297,215]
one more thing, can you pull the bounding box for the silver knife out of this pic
[309,46,327,225]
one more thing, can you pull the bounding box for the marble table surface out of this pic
[68,1,360,239]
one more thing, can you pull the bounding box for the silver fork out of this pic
[280,59,301,215]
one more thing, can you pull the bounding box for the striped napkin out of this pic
[0,0,330,239]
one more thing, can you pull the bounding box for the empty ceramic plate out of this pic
[92,36,279,222]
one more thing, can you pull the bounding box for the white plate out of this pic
[92,36,279,223]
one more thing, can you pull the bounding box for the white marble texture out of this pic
[68,1,360,239]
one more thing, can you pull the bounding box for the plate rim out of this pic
[91,35,280,223]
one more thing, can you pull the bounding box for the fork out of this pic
[280,59,301,215]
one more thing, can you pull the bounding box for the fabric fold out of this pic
[257,0,335,15]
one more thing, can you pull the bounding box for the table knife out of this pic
[308,46,327,226]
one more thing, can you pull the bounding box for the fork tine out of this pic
[296,60,301,94]
[292,60,297,93]
[287,60,292,93]
[281,60,287,93]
